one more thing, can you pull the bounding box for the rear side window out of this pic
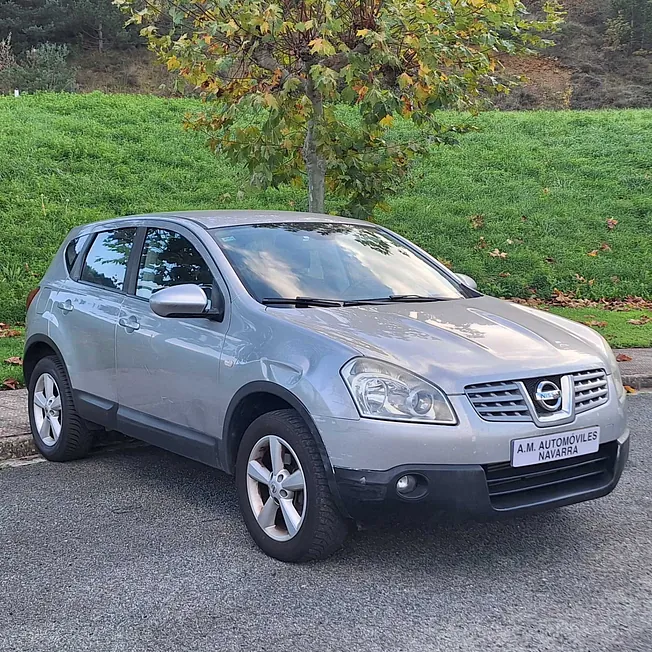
[64,235,89,274]
[136,228,213,300]
[80,228,137,292]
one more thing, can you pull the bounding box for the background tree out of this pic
[0,0,140,52]
[117,0,562,217]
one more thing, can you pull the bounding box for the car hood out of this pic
[270,296,611,394]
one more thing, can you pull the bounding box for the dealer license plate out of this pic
[511,427,600,468]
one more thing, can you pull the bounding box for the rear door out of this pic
[51,227,138,411]
[115,224,230,462]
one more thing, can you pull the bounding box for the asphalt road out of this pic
[1,396,651,652]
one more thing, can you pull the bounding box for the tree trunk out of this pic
[98,22,104,53]
[303,81,326,214]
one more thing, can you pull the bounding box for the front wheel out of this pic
[236,409,348,562]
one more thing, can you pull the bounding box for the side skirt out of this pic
[73,390,222,470]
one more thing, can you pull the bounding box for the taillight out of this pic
[26,287,40,311]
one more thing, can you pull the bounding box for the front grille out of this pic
[465,381,531,422]
[484,442,617,510]
[573,369,609,413]
[466,368,609,423]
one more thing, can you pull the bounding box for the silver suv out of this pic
[25,211,629,561]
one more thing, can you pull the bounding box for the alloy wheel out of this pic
[32,372,63,447]
[246,435,307,541]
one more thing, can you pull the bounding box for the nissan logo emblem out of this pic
[535,380,562,412]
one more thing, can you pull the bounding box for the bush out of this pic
[0,43,76,93]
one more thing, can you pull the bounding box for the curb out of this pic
[0,433,36,462]
[0,431,142,463]
[622,374,652,391]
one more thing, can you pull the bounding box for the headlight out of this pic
[341,358,457,424]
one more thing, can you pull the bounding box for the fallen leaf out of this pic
[469,214,485,230]
[587,249,599,257]
[439,258,453,269]
[624,385,637,394]
[606,218,619,230]
[477,236,487,250]
[588,279,595,286]
[521,215,528,222]
[616,353,633,362]
[583,320,608,328]
[506,238,514,245]
[499,272,511,277]
[542,187,550,194]
[611,276,621,284]
[3,356,22,365]
[509,294,652,312]
[489,248,508,259]
[2,378,20,390]
[600,242,612,252]
[574,274,586,282]
[0,329,21,338]
[627,315,651,325]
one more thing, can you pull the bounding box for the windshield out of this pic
[211,222,466,304]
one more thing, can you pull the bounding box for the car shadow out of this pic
[86,441,601,576]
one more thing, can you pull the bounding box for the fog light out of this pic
[396,474,417,494]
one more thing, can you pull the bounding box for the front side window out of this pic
[136,228,214,300]
[80,228,136,291]
[211,222,465,303]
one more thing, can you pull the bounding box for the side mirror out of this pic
[149,284,209,318]
[456,273,478,291]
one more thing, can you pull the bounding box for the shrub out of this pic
[0,43,76,93]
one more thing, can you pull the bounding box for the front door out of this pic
[115,225,230,461]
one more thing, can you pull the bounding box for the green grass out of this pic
[1,93,651,343]
[550,307,652,348]
[0,330,24,387]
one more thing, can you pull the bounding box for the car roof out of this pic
[88,210,370,230]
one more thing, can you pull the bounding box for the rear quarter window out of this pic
[64,235,89,274]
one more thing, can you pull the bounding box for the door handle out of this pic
[119,316,140,332]
[57,299,73,314]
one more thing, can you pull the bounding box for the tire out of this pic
[28,355,93,462]
[236,409,348,562]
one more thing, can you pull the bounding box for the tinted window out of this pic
[136,229,213,300]
[211,223,464,302]
[64,235,89,274]
[80,228,136,291]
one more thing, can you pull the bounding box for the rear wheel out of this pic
[28,356,93,461]
[236,409,348,562]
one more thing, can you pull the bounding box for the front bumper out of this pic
[334,431,630,519]
[316,375,628,470]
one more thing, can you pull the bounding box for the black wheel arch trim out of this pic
[222,381,352,519]
[23,334,68,386]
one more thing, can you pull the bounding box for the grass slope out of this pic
[1,93,651,329]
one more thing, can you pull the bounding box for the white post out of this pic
[14,89,19,97]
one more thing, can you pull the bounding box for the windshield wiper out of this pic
[343,295,452,306]
[262,297,344,308]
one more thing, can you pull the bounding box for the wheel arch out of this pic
[23,334,67,388]
[221,381,350,517]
